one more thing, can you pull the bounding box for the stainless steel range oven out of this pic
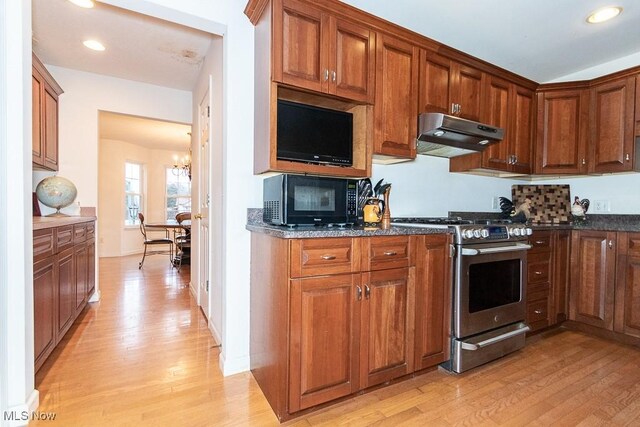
[392,218,533,373]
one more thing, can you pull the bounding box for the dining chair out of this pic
[173,212,191,271]
[137,213,173,269]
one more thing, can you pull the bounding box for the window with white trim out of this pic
[165,167,191,221]
[124,162,143,226]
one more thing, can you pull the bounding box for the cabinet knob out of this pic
[608,240,614,249]
[582,159,586,165]
[626,153,630,162]
[534,309,543,315]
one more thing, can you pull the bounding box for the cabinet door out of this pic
[551,230,571,324]
[34,256,57,371]
[569,231,616,330]
[373,33,419,158]
[289,274,359,412]
[57,247,75,338]
[360,267,414,388]
[536,89,589,174]
[615,233,640,338]
[414,235,451,371]
[32,70,44,166]
[482,75,511,171]
[43,83,59,171]
[589,76,636,173]
[510,85,534,174]
[75,242,88,313]
[276,0,327,93]
[87,238,96,297]
[453,63,483,122]
[419,51,453,115]
[330,17,374,103]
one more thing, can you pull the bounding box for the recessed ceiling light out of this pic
[68,0,95,8]
[586,6,623,24]
[83,40,105,51]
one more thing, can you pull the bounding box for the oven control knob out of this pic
[461,229,472,239]
[526,228,533,236]
[481,229,489,238]
[513,228,522,236]
[473,229,481,238]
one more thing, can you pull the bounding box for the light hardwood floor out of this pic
[34,255,640,426]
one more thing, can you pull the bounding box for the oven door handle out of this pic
[460,243,532,256]
[460,325,531,351]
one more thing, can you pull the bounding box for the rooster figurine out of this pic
[571,196,590,221]
[499,197,532,223]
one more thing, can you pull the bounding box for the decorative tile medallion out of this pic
[511,184,571,224]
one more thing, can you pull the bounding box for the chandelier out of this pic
[172,151,191,180]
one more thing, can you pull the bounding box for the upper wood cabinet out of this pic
[535,87,590,174]
[569,230,617,330]
[419,51,483,122]
[32,53,63,171]
[373,33,419,159]
[275,0,375,103]
[589,76,636,173]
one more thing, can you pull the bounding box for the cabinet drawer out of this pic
[33,228,55,262]
[86,222,95,240]
[528,281,550,302]
[363,236,411,271]
[56,225,74,252]
[73,222,87,243]
[527,298,549,325]
[528,257,551,284]
[290,238,357,278]
[529,231,552,253]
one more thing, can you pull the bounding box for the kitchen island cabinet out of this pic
[250,231,451,421]
[33,217,96,372]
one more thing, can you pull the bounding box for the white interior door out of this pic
[198,91,210,319]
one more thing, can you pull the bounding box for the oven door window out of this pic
[468,258,521,313]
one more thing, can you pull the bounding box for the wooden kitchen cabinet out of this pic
[614,233,640,338]
[373,33,419,160]
[276,0,374,103]
[33,219,96,372]
[32,53,63,171]
[414,234,451,370]
[535,86,590,174]
[250,232,450,421]
[419,51,483,122]
[552,230,571,323]
[589,76,636,173]
[569,230,617,330]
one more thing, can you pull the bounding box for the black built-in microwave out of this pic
[263,174,359,225]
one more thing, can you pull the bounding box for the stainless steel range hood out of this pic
[416,113,504,158]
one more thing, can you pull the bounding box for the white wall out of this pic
[372,156,513,216]
[99,138,182,257]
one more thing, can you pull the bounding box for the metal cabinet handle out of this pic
[321,254,336,260]
[535,240,545,244]
[582,159,586,165]
[324,69,329,81]
[608,240,614,249]
[460,325,531,351]
[356,286,362,301]
[451,103,456,114]
[626,153,631,162]
[331,70,336,82]
[534,309,543,314]
[534,271,543,275]
[364,284,370,299]
[457,104,462,114]
[383,251,397,256]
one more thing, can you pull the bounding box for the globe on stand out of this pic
[35,176,78,217]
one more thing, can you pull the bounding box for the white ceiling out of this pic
[99,111,191,152]
[32,0,214,91]
[342,0,640,82]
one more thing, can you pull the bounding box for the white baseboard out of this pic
[208,321,222,346]
[219,352,250,377]
[88,289,101,303]
[3,389,39,427]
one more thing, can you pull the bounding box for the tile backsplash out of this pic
[512,184,572,224]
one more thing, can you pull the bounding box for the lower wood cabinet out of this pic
[251,232,451,421]
[614,232,640,338]
[33,220,96,372]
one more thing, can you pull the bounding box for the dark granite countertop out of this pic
[246,209,451,239]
